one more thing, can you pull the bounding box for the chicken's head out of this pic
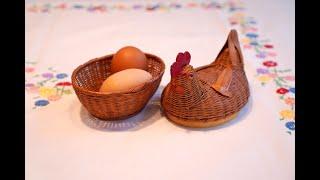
[170,51,194,78]
[169,51,195,95]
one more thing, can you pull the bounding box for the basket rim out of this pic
[71,52,165,96]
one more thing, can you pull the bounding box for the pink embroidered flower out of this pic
[248,27,257,32]
[284,76,295,81]
[187,2,197,7]
[228,17,238,25]
[25,83,35,87]
[267,52,277,57]
[26,86,39,93]
[276,88,289,94]
[48,95,61,101]
[28,6,38,13]
[263,61,277,67]
[268,73,277,78]
[284,97,295,106]
[243,44,251,49]
[55,3,66,9]
[25,67,35,73]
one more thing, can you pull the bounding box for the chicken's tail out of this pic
[210,29,244,97]
[213,29,244,68]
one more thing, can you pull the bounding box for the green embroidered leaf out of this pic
[25,61,37,65]
[278,69,292,73]
[63,89,72,95]
[274,79,282,87]
[254,47,260,53]
[259,39,270,43]
[278,77,287,83]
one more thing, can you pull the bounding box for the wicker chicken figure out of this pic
[161,30,250,128]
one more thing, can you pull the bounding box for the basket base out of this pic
[164,111,238,128]
[89,106,146,121]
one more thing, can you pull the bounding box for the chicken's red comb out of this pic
[170,51,191,77]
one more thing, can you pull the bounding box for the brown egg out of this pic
[110,46,148,73]
[99,68,152,93]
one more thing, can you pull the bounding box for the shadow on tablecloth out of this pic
[79,84,252,132]
[80,85,165,132]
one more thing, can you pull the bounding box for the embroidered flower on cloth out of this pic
[289,87,295,94]
[48,95,61,101]
[256,68,269,74]
[263,60,277,67]
[276,88,289,94]
[280,109,294,120]
[285,121,295,130]
[39,87,57,98]
[25,67,35,73]
[258,75,271,83]
[284,97,295,106]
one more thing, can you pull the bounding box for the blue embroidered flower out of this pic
[56,73,68,79]
[249,20,257,24]
[73,4,84,9]
[246,33,258,38]
[289,87,295,94]
[35,99,49,107]
[285,121,295,130]
[229,7,236,11]
[250,42,259,46]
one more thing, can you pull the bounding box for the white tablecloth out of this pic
[25,0,295,179]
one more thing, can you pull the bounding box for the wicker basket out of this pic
[72,53,165,120]
[161,30,250,128]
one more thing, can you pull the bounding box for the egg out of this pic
[99,68,152,93]
[111,46,148,73]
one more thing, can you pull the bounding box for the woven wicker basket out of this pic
[72,53,165,120]
[161,30,250,128]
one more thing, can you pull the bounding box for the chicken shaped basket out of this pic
[161,29,250,128]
